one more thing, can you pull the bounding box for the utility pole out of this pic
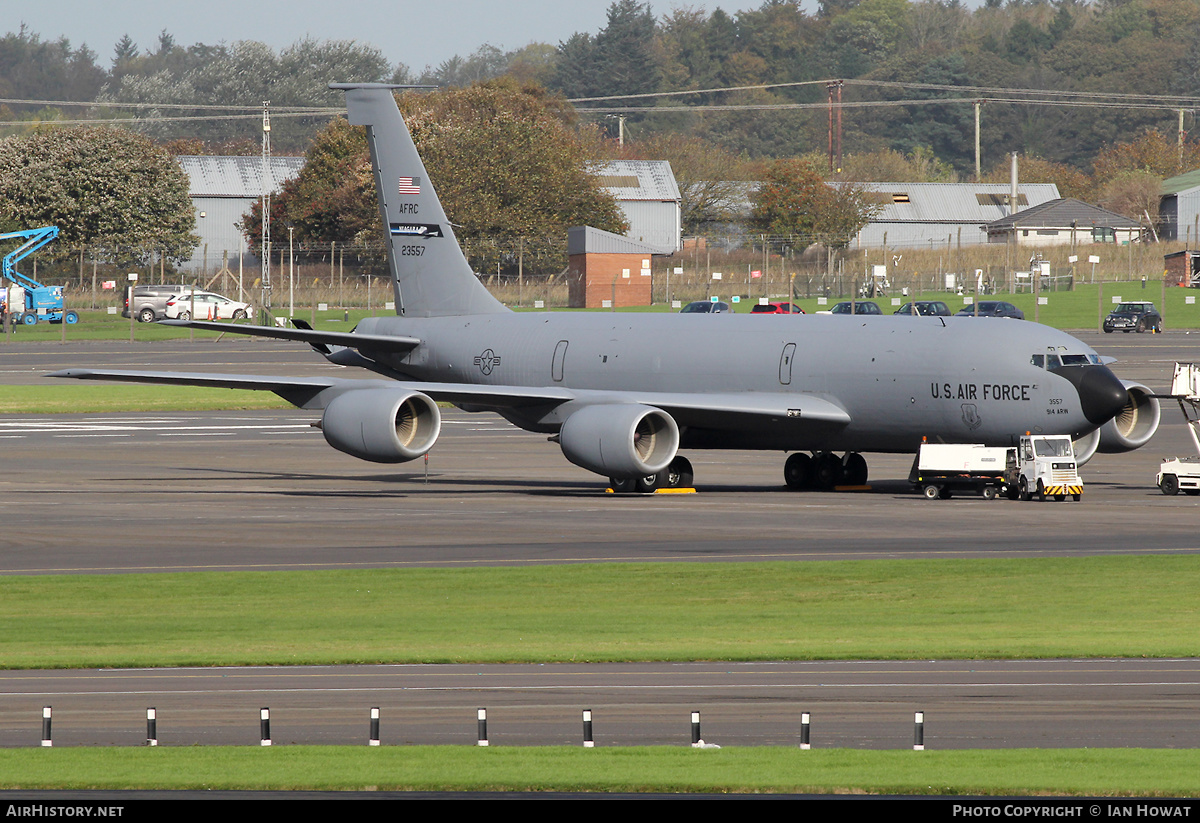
[975,100,982,182]
[261,101,272,323]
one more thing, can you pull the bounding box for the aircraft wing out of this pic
[157,319,421,354]
[49,369,850,428]
[47,369,575,410]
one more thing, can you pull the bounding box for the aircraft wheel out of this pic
[665,456,694,489]
[610,476,636,494]
[814,453,843,490]
[843,452,868,485]
[20,312,37,325]
[783,453,812,489]
[1159,474,1180,496]
[635,473,660,494]
[922,484,940,500]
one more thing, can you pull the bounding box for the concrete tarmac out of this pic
[0,331,1196,749]
[3,659,1198,749]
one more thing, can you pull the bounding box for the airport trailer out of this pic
[911,434,1083,501]
[0,226,77,325]
[910,442,1011,500]
[1157,363,1200,496]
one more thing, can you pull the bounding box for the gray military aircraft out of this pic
[52,83,1161,492]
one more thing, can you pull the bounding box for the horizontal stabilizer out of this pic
[158,320,420,353]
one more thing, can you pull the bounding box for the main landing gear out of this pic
[608,455,694,494]
[783,451,868,490]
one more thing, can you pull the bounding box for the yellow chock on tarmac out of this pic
[605,487,697,495]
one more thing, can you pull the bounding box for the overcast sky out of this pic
[14,1,796,78]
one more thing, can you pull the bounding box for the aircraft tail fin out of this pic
[332,83,507,318]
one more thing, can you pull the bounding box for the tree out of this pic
[551,1,661,98]
[1092,129,1200,186]
[0,125,197,263]
[239,115,375,248]
[751,157,881,249]
[242,79,627,275]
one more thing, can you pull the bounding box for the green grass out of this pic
[778,283,1200,329]
[0,747,1196,795]
[0,384,287,413]
[1,557,1196,669]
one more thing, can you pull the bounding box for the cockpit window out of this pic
[1060,354,1091,366]
[1030,354,1045,368]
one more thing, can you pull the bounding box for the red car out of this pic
[751,302,805,314]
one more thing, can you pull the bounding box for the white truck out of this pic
[1156,363,1200,496]
[911,434,1083,501]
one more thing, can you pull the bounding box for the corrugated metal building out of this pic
[851,183,1061,249]
[1160,169,1200,243]
[594,160,681,254]
[178,155,305,274]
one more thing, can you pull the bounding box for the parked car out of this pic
[894,300,951,316]
[164,291,252,321]
[751,302,805,314]
[954,301,1024,320]
[829,301,882,315]
[122,284,191,323]
[680,300,730,313]
[1103,301,1162,333]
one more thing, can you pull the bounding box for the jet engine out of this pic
[1072,380,1160,464]
[1095,380,1160,453]
[558,403,679,478]
[320,388,441,463]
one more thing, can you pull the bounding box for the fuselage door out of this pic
[552,340,569,382]
[779,342,796,385]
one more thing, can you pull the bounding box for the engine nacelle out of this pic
[321,388,441,463]
[1096,380,1160,454]
[559,403,679,478]
[1071,428,1100,465]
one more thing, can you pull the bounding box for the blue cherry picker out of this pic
[0,226,78,325]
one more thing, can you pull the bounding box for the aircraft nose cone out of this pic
[1058,364,1129,426]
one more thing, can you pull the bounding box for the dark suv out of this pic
[829,301,882,315]
[1103,301,1162,333]
[122,284,191,323]
[894,300,951,316]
